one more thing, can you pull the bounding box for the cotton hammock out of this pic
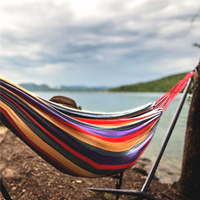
[0,72,194,179]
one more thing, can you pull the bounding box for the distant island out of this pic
[19,72,188,92]
[19,83,109,92]
[108,72,188,92]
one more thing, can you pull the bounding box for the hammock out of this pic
[0,72,194,179]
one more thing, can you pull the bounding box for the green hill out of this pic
[109,72,188,92]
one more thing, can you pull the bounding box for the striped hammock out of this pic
[0,72,194,178]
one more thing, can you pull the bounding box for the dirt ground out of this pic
[0,127,187,200]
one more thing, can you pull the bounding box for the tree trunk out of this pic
[176,63,200,200]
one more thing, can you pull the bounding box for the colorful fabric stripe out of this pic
[0,72,194,177]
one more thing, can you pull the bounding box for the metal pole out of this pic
[141,76,194,193]
[0,179,12,200]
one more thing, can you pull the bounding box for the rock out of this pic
[2,168,20,178]
[156,167,179,184]
[132,167,148,176]
[131,158,181,183]
[0,126,8,143]
[132,158,159,180]
[136,161,179,183]
[0,163,6,171]
[76,180,82,184]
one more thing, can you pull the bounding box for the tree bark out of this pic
[176,63,200,200]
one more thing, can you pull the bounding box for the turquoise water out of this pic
[34,91,190,181]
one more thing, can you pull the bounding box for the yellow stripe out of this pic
[0,76,153,118]
[1,85,157,152]
[0,76,86,113]
[0,100,101,177]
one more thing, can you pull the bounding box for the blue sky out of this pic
[0,0,200,87]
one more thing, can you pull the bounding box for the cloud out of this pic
[0,0,199,86]
[152,56,198,74]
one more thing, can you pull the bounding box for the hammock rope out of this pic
[0,72,194,178]
[154,72,194,111]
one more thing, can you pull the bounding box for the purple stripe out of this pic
[25,105,156,166]
[1,80,157,166]
[2,80,161,138]
[82,115,160,137]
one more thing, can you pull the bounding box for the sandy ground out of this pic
[0,126,186,200]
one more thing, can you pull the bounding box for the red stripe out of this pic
[73,115,150,125]
[1,85,157,142]
[0,107,81,177]
[1,93,155,171]
[1,106,151,172]
[1,90,158,143]
[1,82,152,126]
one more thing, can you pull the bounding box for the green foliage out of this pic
[194,43,200,48]
[109,72,188,92]
[104,193,113,200]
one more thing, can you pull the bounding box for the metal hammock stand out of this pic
[0,72,194,200]
[89,74,193,200]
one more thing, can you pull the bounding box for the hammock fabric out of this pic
[0,72,194,178]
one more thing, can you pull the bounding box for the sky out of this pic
[0,0,200,87]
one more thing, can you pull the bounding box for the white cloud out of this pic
[159,21,189,37]
[26,63,66,74]
[0,0,199,86]
[1,40,42,59]
[3,62,73,85]
[152,56,198,74]
[23,62,74,84]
